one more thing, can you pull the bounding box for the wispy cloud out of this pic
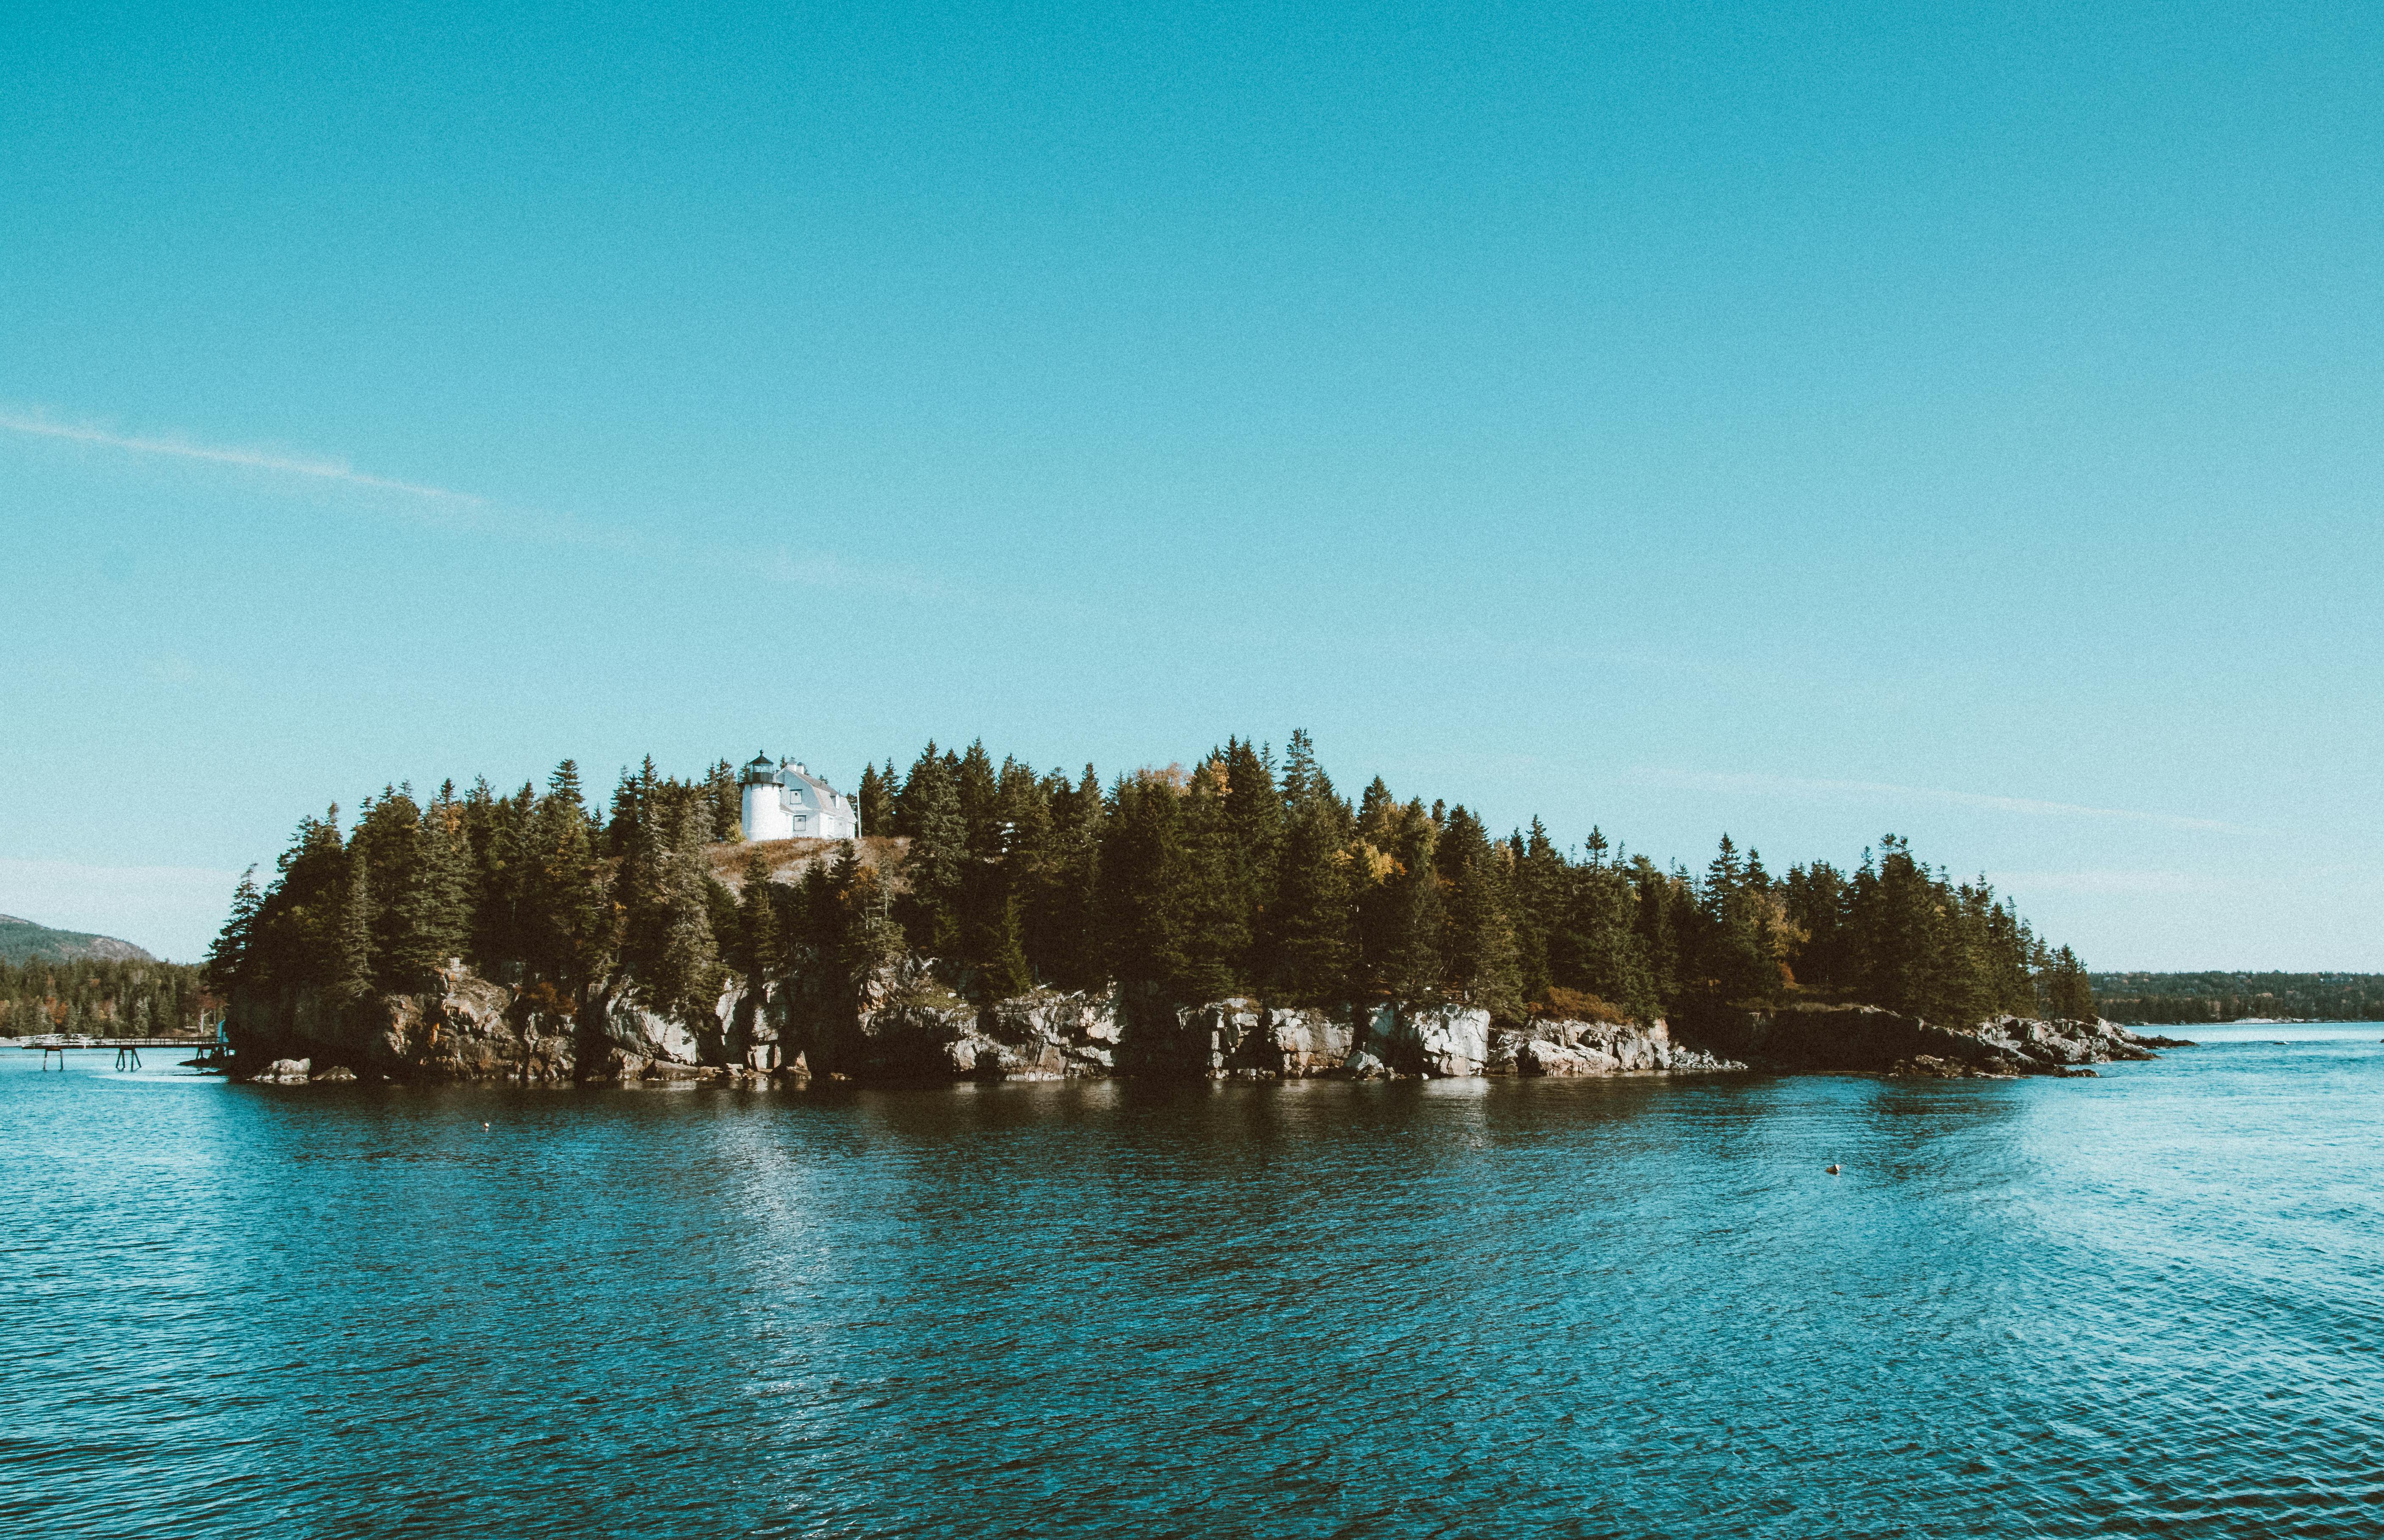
[8,403,939,597]
[765,548,938,596]
[1636,768,2237,833]
[0,410,482,503]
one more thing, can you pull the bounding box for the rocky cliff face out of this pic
[227,958,2171,1087]
[1488,1016,1744,1076]
[1679,1002,2175,1078]
[224,964,577,1084]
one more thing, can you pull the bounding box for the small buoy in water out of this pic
[1826,1164,1841,1175]
[482,1122,490,1130]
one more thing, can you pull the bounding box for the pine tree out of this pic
[1437,807,1523,1020]
[1172,756,1250,1000]
[386,798,471,988]
[738,851,784,984]
[1552,861,1656,1019]
[701,759,741,843]
[331,847,375,1010]
[1268,771,1354,1005]
[952,742,1012,985]
[608,757,658,860]
[1853,835,1941,1018]
[1025,765,1106,992]
[894,744,965,953]
[657,789,726,1017]
[1509,819,1566,1005]
[2045,945,2096,1023]
[206,868,262,995]
[1689,835,1782,1007]
[1356,798,1442,1003]
[353,787,423,983]
[524,763,611,997]
[260,807,350,994]
[1099,772,1186,996]
[856,762,897,837]
[1632,860,1682,1015]
[1219,738,1283,982]
[980,896,1033,1001]
[1782,861,1849,997]
[955,741,1000,848]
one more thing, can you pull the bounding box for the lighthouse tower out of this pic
[738,752,860,843]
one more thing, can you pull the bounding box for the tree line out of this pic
[2090,972,2384,1024]
[0,958,207,1038]
[207,733,2098,1030]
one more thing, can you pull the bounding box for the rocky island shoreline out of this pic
[227,960,2180,1088]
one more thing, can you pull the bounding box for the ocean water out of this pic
[4,1033,2381,1539]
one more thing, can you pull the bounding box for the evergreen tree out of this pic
[386,796,471,988]
[1219,738,1283,981]
[1688,835,1786,1008]
[2045,945,2097,1023]
[520,763,610,998]
[701,759,741,843]
[352,787,423,983]
[1266,742,1355,1003]
[737,850,785,984]
[1632,860,1682,1015]
[331,846,375,1009]
[1550,860,1656,1019]
[972,757,1051,999]
[1278,728,1328,810]
[1851,836,1940,1017]
[1509,819,1566,1005]
[955,741,1000,846]
[206,867,262,994]
[1099,772,1186,996]
[459,777,518,973]
[893,744,965,953]
[1172,756,1250,1000]
[1435,806,1523,1019]
[980,895,1033,1001]
[856,762,897,837]
[1359,799,1443,1003]
[620,785,724,1019]
[951,742,1013,985]
[239,806,349,995]
[1024,765,1106,992]
[1782,861,1850,997]
[608,757,659,860]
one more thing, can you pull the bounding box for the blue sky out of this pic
[4,0,2379,966]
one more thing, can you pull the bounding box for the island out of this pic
[202,734,2174,1086]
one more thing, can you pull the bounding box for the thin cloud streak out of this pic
[1638,768,2236,833]
[9,402,948,600]
[0,411,481,503]
[765,548,938,596]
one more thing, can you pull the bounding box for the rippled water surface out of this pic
[5,1034,2381,1538]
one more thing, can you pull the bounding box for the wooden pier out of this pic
[22,1036,225,1071]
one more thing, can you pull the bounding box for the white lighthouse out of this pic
[738,753,860,843]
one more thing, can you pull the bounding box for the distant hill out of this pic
[0,915,155,965]
[2090,971,2384,1024]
